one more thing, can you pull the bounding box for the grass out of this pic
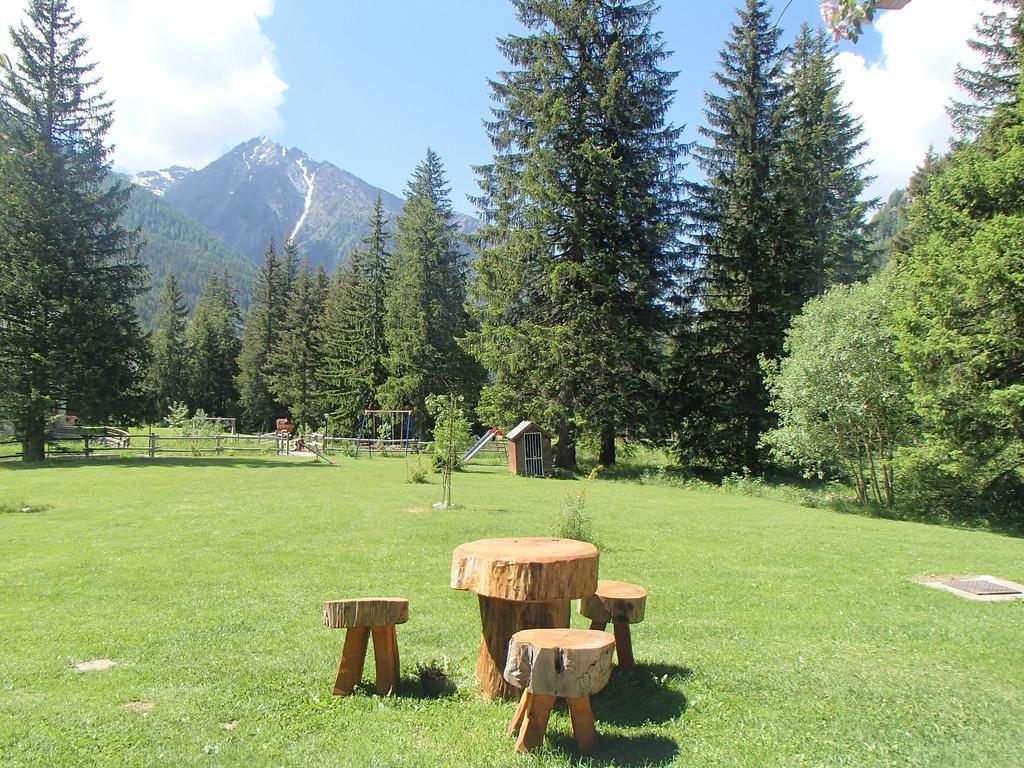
[1,455,1022,767]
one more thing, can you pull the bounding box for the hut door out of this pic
[523,432,544,476]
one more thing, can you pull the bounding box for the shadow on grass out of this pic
[546,732,679,767]
[592,664,691,726]
[0,456,336,471]
[346,673,458,700]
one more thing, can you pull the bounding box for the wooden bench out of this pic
[579,580,646,671]
[323,598,408,696]
[502,628,614,755]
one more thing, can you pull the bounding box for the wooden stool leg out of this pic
[589,619,608,631]
[389,624,400,685]
[613,622,635,671]
[371,624,398,695]
[514,693,556,753]
[508,689,531,738]
[333,626,369,695]
[566,695,597,755]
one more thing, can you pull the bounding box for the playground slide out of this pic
[462,429,496,462]
[306,443,336,465]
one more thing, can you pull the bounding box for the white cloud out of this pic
[837,0,997,199]
[0,0,287,172]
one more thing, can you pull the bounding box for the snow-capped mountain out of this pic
[130,165,194,197]
[143,137,479,271]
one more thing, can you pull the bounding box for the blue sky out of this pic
[0,1,992,210]
[261,1,872,210]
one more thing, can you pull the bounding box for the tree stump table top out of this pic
[504,628,615,698]
[450,537,599,601]
[323,598,409,628]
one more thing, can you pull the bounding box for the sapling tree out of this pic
[426,392,472,509]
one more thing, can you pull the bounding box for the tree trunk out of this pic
[22,414,46,463]
[555,418,576,470]
[598,423,616,466]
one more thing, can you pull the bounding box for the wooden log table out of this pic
[451,537,599,700]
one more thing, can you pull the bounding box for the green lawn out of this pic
[1,456,1022,767]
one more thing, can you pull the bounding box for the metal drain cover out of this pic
[943,578,1022,596]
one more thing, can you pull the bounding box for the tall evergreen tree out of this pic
[0,0,147,460]
[321,195,392,433]
[672,0,792,471]
[470,0,684,467]
[949,0,1024,139]
[187,272,241,416]
[146,271,189,418]
[782,24,874,295]
[267,262,329,429]
[381,150,480,435]
[236,238,287,431]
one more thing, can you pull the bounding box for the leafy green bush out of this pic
[551,465,602,545]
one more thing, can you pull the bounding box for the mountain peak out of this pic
[130,165,194,196]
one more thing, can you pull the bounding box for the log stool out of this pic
[322,598,408,696]
[579,580,646,672]
[502,628,614,755]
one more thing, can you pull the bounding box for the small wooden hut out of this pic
[506,420,553,477]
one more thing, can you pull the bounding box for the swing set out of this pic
[354,409,415,457]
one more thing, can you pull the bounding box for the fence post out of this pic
[216,435,222,456]
[83,435,91,458]
[149,433,155,459]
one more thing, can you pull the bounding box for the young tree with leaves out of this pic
[187,272,241,417]
[470,0,684,468]
[320,195,391,433]
[236,238,288,431]
[381,150,480,435]
[145,271,190,419]
[672,0,793,471]
[0,0,147,460]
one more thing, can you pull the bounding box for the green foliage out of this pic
[673,0,792,471]
[320,196,392,434]
[145,271,190,420]
[762,276,914,506]
[380,150,480,434]
[266,261,329,429]
[949,0,1024,139]
[551,465,602,545]
[186,272,241,417]
[236,238,288,431]
[470,0,683,469]
[0,0,148,460]
[426,393,472,473]
[890,97,1024,525]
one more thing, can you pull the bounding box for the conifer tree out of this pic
[781,24,874,295]
[267,262,329,429]
[321,195,391,433]
[0,0,147,460]
[236,238,287,431]
[146,271,189,418]
[381,150,480,435]
[673,0,792,471]
[949,0,1024,139]
[470,0,684,467]
[187,272,241,416]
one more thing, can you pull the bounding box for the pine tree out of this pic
[320,195,392,433]
[672,0,792,471]
[267,262,329,429]
[949,0,1024,139]
[470,0,684,467]
[187,272,241,417]
[782,24,874,295]
[236,238,287,431]
[381,150,480,436]
[0,0,147,460]
[146,271,189,418]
